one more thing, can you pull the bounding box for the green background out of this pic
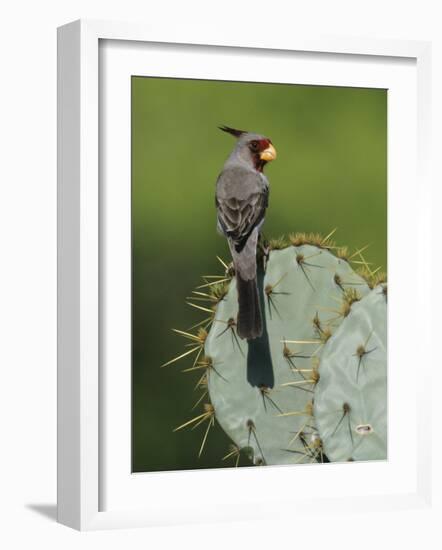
[132,77,387,472]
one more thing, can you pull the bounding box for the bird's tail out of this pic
[236,274,262,340]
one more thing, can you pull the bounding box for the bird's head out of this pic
[219,125,277,172]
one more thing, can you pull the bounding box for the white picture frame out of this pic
[57,19,433,531]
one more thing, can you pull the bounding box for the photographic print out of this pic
[132,77,387,472]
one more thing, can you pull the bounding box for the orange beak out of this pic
[260,143,277,162]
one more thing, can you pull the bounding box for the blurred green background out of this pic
[132,77,387,472]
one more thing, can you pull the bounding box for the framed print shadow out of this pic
[57,19,432,530]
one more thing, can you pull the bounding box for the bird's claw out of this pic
[262,246,270,272]
[226,262,235,278]
[257,240,270,272]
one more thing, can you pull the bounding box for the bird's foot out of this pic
[257,241,270,272]
[226,262,235,278]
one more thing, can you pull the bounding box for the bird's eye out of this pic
[250,140,259,151]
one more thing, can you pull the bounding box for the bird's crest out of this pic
[218,125,247,138]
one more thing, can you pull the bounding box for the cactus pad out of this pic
[313,286,387,462]
[204,243,371,465]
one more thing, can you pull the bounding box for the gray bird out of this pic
[215,125,277,340]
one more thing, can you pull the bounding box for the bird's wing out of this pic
[216,167,269,253]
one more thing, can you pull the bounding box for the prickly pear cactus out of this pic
[164,232,387,466]
[313,285,387,462]
[204,240,371,465]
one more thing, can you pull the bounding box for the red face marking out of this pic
[249,138,271,152]
[257,138,271,151]
[249,138,272,171]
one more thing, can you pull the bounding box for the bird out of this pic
[215,125,277,340]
